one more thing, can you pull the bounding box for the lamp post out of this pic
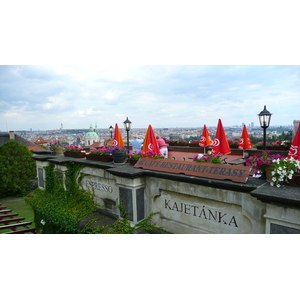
[123,117,132,150]
[258,105,272,150]
[109,125,113,138]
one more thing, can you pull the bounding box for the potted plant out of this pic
[86,146,113,162]
[128,151,145,165]
[245,150,284,180]
[270,157,300,187]
[49,142,67,156]
[128,150,166,165]
[64,145,86,158]
[168,139,188,146]
[193,154,223,164]
[188,139,200,147]
[228,140,240,148]
[168,139,177,146]
[106,146,129,164]
[270,140,292,151]
[256,141,271,150]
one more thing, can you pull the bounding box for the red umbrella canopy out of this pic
[142,125,160,154]
[211,119,231,155]
[199,124,213,147]
[288,124,300,161]
[113,123,125,147]
[238,125,253,150]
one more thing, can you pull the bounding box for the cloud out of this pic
[1,65,299,131]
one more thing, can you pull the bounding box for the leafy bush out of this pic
[25,162,95,234]
[0,140,36,197]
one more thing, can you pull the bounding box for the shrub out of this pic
[25,162,95,233]
[0,140,36,197]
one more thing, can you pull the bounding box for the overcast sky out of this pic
[1,65,299,131]
[1,1,299,132]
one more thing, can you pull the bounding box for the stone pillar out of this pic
[36,161,50,189]
[264,204,300,234]
[116,177,146,224]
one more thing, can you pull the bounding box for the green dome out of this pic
[85,132,98,137]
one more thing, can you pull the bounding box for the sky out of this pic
[0,65,299,131]
[1,1,299,132]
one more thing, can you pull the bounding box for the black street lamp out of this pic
[258,105,272,150]
[109,125,113,138]
[123,117,132,150]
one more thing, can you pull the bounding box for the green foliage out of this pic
[250,130,293,145]
[25,162,95,234]
[0,140,36,197]
[25,161,169,234]
[82,203,171,234]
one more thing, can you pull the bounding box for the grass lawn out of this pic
[0,197,36,233]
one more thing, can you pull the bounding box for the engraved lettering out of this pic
[184,204,191,214]
[228,216,238,227]
[218,212,227,223]
[199,206,207,219]
[165,199,171,209]
[191,205,198,216]
[208,209,217,221]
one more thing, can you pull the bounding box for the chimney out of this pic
[9,131,15,140]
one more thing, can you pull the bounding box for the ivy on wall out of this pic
[26,161,170,234]
[26,162,95,234]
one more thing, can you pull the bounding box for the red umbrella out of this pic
[238,125,253,150]
[211,119,231,155]
[113,123,125,147]
[199,124,213,147]
[288,124,300,161]
[142,125,160,154]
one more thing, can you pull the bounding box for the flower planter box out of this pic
[229,145,239,149]
[288,174,300,187]
[267,146,288,151]
[128,158,139,166]
[188,143,200,147]
[86,154,113,162]
[64,151,86,158]
[169,143,188,147]
[54,146,64,156]
[112,153,126,164]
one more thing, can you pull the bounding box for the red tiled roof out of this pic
[90,142,101,147]
[28,145,46,151]
[34,137,48,144]
[0,133,45,151]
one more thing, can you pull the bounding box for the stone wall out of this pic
[32,154,300,234]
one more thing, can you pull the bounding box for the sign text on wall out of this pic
[86,179,113,193]
[135,158,251,183]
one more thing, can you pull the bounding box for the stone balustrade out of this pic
[32,151,300,234]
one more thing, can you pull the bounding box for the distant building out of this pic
[34,136,48,145]
[0,131,45,151]
[84,123,104,146]
[293,120,300,137]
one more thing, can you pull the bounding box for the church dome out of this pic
[85,131,98,137]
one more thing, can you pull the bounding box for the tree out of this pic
[0,140,36,197]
